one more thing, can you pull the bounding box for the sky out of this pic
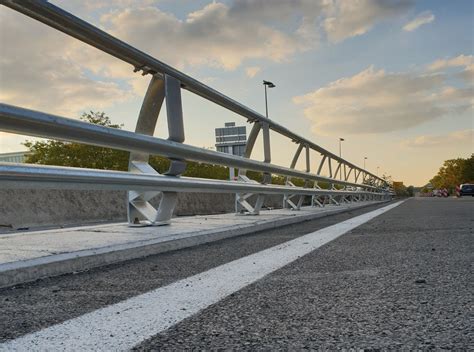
[0,0,473,186]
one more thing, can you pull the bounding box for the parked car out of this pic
[459,184,474,197]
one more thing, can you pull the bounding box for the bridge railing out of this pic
[0,0,392,226]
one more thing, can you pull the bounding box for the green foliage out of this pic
[23,111,383,189]
[183,161,229,180]
[393,183,408,197]
[148,155,170,174]
[461,155,474,182]
[24,112,129,171]
[429,155,474,192]
[21,112,274,182]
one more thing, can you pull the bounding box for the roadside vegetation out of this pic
[23,111,329,188]
[422,156,474,194]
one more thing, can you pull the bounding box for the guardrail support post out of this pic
[236,122,261,214]
[127,74,186,226]
[253,121,272,211]
[312,155,327,207]
[283,143,303,209]
[296,144,311,209]
[236,121,273,215]
[128,75,164,226]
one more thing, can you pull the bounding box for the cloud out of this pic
[0,7,133,116]
[97,3,316,71]
[0,0,415,120]
[293,63,473,135]
[66,0,414,74]
[460,64,474,83]
[427,54,472,71]
[427,55,474,85]
[401,129,473,148]
[323,0,414,42]
[52,0,159,14]
[245,66,261,78]
[403,10,435,32]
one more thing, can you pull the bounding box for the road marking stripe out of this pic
[0,201,404,351]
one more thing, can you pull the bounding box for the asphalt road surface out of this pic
[0,197,472,350]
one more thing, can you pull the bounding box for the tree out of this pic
[461,154,474,182]
[429,155,474,192]
[393,183,408,197]
[23,111,242,181]
[24,112,130,171]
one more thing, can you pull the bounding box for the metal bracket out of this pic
[311,182,325,208]
[236,121,271,215]
[283,143,310,210]
[127,74,186,226]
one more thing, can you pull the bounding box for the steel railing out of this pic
[0,0,392,226]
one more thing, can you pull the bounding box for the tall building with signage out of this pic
[215,122,247,156]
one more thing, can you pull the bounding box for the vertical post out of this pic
[229,147,234,181]
[284,143,303,209]
[127,74,186,227]
[252,121,271,213]
[316,155,326,175]
[155,74,186,222]
[264,84,268,118]
[305,145,310,173]
[239,122,261,174]
[165,75,185,143]
[236,121,266,215]
[295,144,311,209]
[128,76,165,226]
[262,122,271,180]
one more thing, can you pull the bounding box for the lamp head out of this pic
[263,80,276,88]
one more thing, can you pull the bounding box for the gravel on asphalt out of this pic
[0,202,389,342]
[133,197,473,350]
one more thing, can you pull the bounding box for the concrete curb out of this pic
[0,201,388,288]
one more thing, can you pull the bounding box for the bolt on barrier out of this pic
[0,0,393,226]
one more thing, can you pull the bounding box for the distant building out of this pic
[215,122,247,156]
[0,151,31,163]
[393,181,404,188]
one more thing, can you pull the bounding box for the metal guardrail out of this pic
[0,0,392,226]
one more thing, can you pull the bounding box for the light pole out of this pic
[377,166,380,177]
[364,157,367,169]
[338,138,345,179]
[263,80,275,118]
[339,138,344,158]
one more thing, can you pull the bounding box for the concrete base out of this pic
[0,189,285,230]
[0,201,386,288]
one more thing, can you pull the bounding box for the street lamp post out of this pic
[263,80,276,118]
[364,156,367,169]
[338,138,345,179]
[339,138,344,158]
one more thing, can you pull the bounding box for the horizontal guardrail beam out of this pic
[0,163,383,197]
[0,103,380,191]
[1,0,385,185]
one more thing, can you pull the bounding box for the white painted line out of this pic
[0,201,404,352]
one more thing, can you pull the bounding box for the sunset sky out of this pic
[0,0,472,186]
